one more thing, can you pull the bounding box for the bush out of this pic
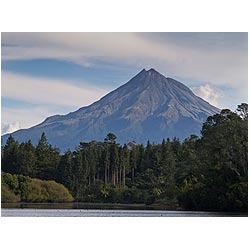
[1,183,20,203]
[2,173,19,193]
[42,180,74,202]
[1,173,74,203]
[226,182,248,211]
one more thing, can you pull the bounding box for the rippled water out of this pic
[1,209,246,217]
[2,203,246,217]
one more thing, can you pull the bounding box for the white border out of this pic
[0,1,249,250]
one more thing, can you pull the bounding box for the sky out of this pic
[1,32,248,135]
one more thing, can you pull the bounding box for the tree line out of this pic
[1,104,248,212]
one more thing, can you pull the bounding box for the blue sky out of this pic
[1,32,248,134]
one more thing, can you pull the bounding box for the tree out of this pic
[120,144,130,188]
[56,151,74,192]
[35,132,60,180]
[129,145,138,185]
[179,107,248,211]
[2,173,19,192]
[18,140,37,177]
[109,143,119,185]
[1,105,247,210]
[176,135,200,200]
[2,135,19,174]
[104,133,117,144]
[101,146,110,185]
[73,151,87,199]
[236,103,248,120]
[163,140,177,198]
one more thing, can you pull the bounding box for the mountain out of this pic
[2,68,220,151]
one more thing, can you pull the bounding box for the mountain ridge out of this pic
[2,68,220,151]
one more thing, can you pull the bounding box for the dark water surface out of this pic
[1,203,247,217]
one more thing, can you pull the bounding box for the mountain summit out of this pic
[2,69,220,151]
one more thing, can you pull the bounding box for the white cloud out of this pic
[1,104,81,135]
[1,71,110,108]
[1,33,247,130]
[1,106,58,131]
[191,84,225,108]
[1,121,21,135]
[1,71,111,132]
[2,33,248,91]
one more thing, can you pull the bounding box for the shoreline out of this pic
[1,201,180,210]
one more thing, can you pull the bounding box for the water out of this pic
[2,209,245,217]
[1,203,246,217]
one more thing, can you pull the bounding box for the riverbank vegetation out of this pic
[1,104,248,212]
[1,173,73,203]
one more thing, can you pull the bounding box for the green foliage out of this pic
[17,175,32,200]
[236,103,248,120]
[104,133,117,143]
[1,183,21,202]
[2,135,19,174]
[226,182,248,210]
[1,104,248,212]
[1,173,73,203]
[35,132,60,180]
[178,106,248,212]
[2,173,19,192]
[40,180,74,202]
[18,140,37,177]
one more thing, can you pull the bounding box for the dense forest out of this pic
[1,104,248,212]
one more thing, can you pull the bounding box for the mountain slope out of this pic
[2,68,220,151]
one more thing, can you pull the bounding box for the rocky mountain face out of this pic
[2,68,220,151]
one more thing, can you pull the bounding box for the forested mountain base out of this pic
[1,104,248,212]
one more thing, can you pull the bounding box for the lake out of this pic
[2,209,247,217]
[1,203,247,217]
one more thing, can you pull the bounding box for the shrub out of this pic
[1,173,74,203]
[1,183,20,203]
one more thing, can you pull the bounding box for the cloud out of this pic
[1,121,21,135]
[191,84,225,108]
[1,33,247,129]
[1,106,58,130]
[1,104,79,135]
[2,33,248,91]
[1,71,110,108]
[1,71,111,132]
